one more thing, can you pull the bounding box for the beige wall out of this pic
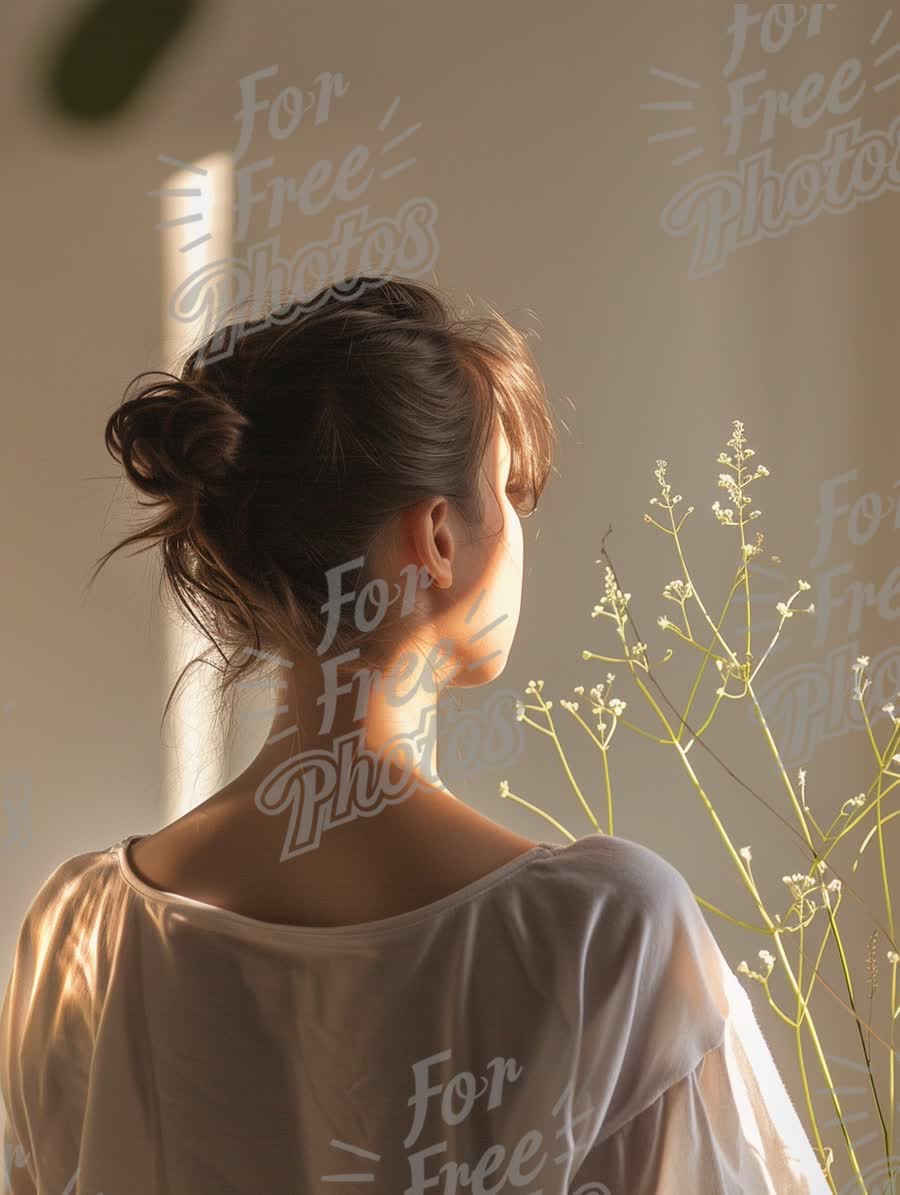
[2,0,899,1185]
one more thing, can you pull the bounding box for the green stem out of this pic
[672,570,744,747]
[528,688,599,832]
[635,660,853,1189]
[890,960,898,1160]
[745,681,880,1187]
[693,893,773,935]
[561,705,618,835]
[498,787,577,841]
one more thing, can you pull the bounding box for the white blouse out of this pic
[1,831,831,1194]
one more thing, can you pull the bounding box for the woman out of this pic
[0,277,830,1193]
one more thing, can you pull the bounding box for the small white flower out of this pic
[855,656,870,669]
[573,685,584,695]
[798,768,806,785]
[827,878,841,893]
[658,615,671,629]
[776,601,792,618]
[758,950,775,971]
[499,780,510,798]
[887,950,899,964]
[783,873,816,893]
[514,700,525,722]
[736,960,750,976]
[797,579,811,591]
[608,698,627,716]
[739,845,752,863]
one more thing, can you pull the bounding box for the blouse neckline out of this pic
[113,834,561,943]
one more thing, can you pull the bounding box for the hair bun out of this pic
[106,374,251,505]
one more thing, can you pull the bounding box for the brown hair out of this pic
[87,275,557,744]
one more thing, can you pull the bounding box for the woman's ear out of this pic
[412,497,454,589]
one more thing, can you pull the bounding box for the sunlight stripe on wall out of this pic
[158,150,233,822]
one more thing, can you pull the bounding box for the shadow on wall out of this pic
[36,0,205,123]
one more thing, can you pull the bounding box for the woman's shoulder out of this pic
[534,831,731,1025]
[5,841,121,961]
[537,831,699,925]
[536,834,732,1129]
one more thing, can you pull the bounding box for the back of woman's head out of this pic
[88,275,557,735]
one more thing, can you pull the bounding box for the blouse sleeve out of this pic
[567,839,832,1194]
[571,970,832,1193]
[1,920,38,1195]
[0,852,97,1195]
[2,1121,36,1195]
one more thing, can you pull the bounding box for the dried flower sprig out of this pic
[503,420,900,1194]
